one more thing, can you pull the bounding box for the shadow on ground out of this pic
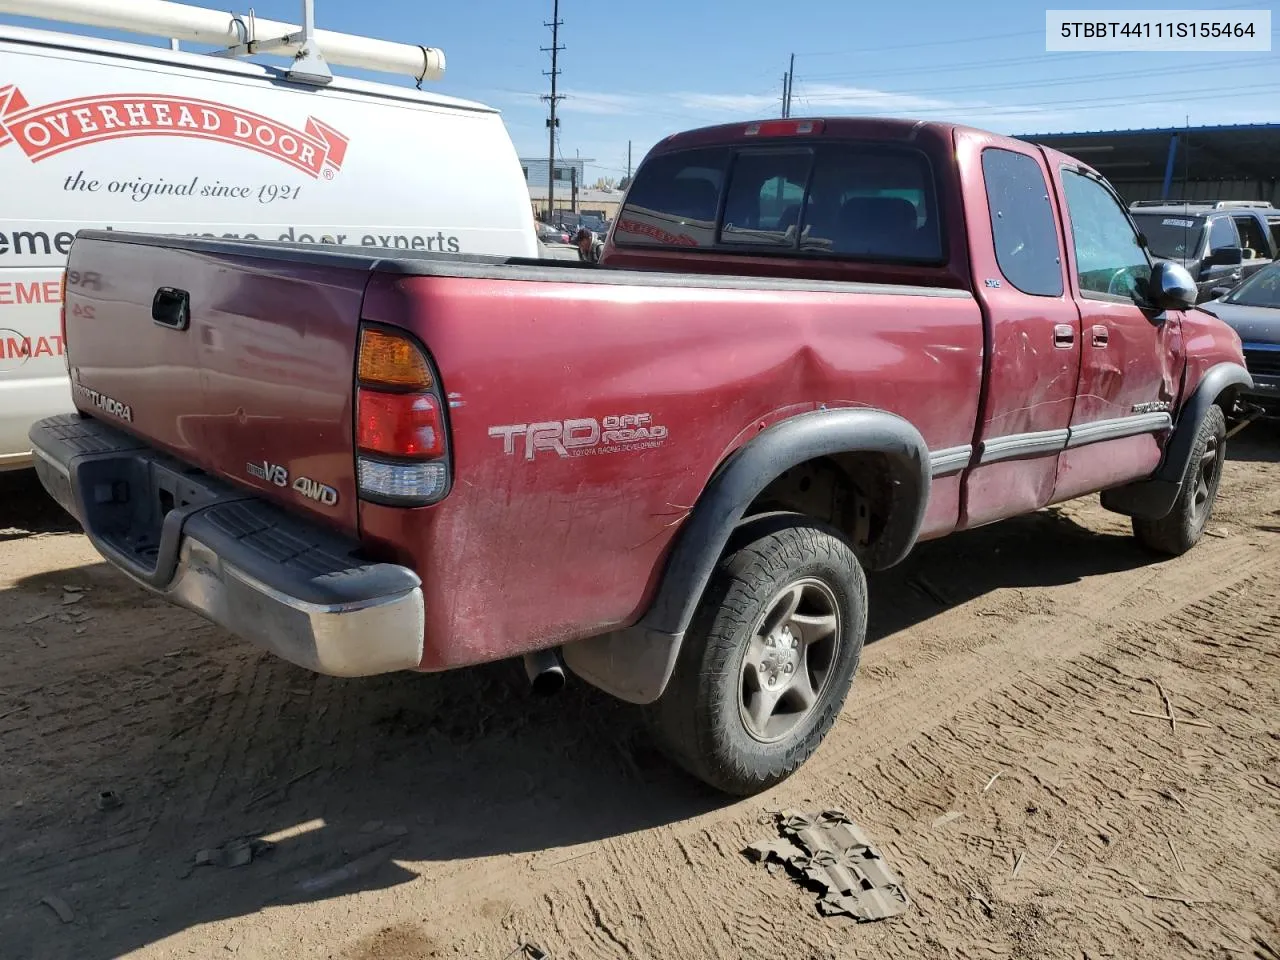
[1227,418,1280,464]
[0,467,79,541]
[0,488,1160,959]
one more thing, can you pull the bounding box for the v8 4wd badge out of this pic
[489,413,669,462]
[246,459,339,505]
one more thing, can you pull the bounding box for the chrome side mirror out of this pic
[1150,260,1198,311]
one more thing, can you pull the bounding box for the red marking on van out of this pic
[0,85,348,179]
[0,280,64,305]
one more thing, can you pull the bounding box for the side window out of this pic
[1060,169,1152,302]
[720,150,813,246]
[1232,215,1269,258]
[980,148,1064,297]
[1209,216,1239,252]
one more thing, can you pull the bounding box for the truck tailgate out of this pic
[63,234,368,534]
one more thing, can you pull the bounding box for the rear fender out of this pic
[1101,361,1252,519]
[561,408,931,704]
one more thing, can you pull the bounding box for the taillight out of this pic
[355,325,450,506]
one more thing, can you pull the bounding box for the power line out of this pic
[802,81,1280,118]
[798,55,1275,102]
[797,28,1041,57]
[803,50,1142,84]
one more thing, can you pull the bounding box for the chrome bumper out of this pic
[29,414,424,677]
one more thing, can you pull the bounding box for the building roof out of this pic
[1016,123,1280,183]
[528,186,625,204]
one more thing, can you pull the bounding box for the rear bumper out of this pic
[29,414,424,677]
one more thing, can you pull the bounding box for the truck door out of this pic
[1047,160,1185,502]
[956,136,1081,529]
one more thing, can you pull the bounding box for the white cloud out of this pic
[558,90,642,115]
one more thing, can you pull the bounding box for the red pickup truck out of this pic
[31,117,1251,796]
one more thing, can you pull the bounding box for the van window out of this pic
[1208,216,1239,252]
[615,141,942,263]
[1232,215,1270,259]
[980,148,1064,297]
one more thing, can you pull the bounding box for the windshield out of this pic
[1132,213,1205,260]
[1225,262,1280,308]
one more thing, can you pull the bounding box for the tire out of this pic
[645,516,867,796]
[1133,403,1227,557]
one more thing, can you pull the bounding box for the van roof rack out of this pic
[0,0,445,87]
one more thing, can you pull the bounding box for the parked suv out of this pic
[1129,201,1278,302]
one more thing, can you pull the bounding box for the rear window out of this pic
[614,141,943,263]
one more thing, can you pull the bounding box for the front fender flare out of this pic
[561,407,931,704]
[1101,361,1252,520]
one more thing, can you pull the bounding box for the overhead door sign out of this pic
[0,85,349,180]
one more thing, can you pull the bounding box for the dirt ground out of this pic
[2,426,1279,960]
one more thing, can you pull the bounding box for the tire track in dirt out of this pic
[439,538,1280,960]
[3,455,1278,958]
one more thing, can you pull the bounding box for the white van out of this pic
[0,22,539,471]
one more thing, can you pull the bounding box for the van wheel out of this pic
[1133,404,1227,557]
[646,517,867,796]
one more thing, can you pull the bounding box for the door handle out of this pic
[1091,324,1109,348]
[1053,324,1075,349]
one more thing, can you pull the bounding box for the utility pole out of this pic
[627,140,632,179]
[784,52,795,118]
[541,0,564,222]
[780,73,788,118]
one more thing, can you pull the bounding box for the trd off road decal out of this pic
[0,85,349,179]
[489,413,669,461]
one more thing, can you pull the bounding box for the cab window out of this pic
[981,148,1064,297]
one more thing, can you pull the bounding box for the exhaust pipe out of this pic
[523,647,566,697]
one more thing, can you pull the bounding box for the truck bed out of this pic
[59,230,985,670]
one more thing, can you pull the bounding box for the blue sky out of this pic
[3,0,1276,184]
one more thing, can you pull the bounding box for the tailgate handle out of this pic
[151,287,190,331]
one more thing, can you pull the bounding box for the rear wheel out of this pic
[1133,404,1227,557]
[646,517,867,796]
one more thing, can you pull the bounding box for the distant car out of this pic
[1129,201,1277,303]
[536,222,571,245]
[1200,260,1280,417]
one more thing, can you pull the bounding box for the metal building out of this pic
[1018,123,1280,206]
[518,156,589,190]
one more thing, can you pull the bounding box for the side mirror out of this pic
[1207,245,1244,267]
[1209,284,1235,300]
[1149,260,1198,311]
